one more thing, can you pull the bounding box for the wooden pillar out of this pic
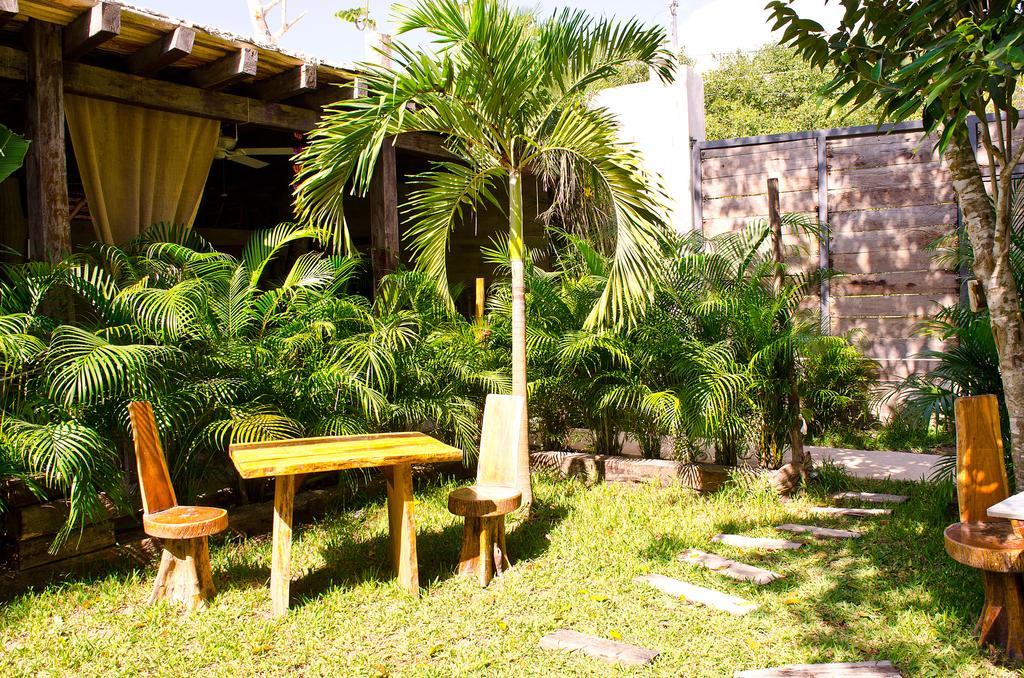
[370,138,399,291]
[24,20,70,262]
[475,277,485,321]
[768,177,808,482]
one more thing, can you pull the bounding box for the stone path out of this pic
[831,491,908,504]
[539,629,658,667]
[804,446,942,482]
[735,660,901,677]
[678,549,782,584]
[777,523,862,539]
[810,506,892,518]
[637,574,759,615]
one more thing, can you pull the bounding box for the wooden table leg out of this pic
[978,571,1024,661]
[271,475,296,617]
[384,463,419,596]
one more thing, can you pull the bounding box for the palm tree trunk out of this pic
[508,170,533,509]
[946,137,1024,489]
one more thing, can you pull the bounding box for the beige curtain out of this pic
[65,95,219,245]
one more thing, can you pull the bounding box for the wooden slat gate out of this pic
[691,119,985,389]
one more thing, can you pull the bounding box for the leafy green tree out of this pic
[294,0,674,508]
[769,0,1024,486]
[703,44,876,140]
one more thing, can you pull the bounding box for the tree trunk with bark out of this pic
[945,136,1024,489]
[508,170,533,509]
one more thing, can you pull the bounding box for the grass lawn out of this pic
[0,470,1014,676]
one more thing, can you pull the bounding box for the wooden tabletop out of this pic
[988,492,1024,521]
[229,431,463,479]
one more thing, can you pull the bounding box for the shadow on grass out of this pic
[214,495,569,611]
[642,476,997,673]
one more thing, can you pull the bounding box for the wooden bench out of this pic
[943,395,1024,660]
[129,401,228,609]
[448,394,525,587]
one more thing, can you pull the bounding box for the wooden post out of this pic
[24,20,70,262]
[383,462,419,596]
[370,138,399,292]
[271,474,295,616]
[475,277,485,322]
[768,178,808,483]
[767,178,784,293]
[816,131,830,334]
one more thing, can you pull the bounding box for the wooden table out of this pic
[229,432,463,615]
[988,492,1024,537]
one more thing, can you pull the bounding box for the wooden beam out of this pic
[191,47,258,90]
[63,2,120,60]
[0,39,26,81]
[0,43,318,131]
[253,63,317,102]
[370,138,399,290]
[24,21,70,262]
[126,26,195,76]
[394,131,455,159]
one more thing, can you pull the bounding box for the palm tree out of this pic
[294,0,674,507]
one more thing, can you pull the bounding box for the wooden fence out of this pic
[692,120,969,388]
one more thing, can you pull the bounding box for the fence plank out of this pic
[702,148,819,179]
[850,336,950,360]
[702,169,818,199]
[831,293,957,317]
[828,205,957,233]
[832,249,938,274]
[701,138,816,158]
[833,316,927,337]
[827,131,936,149]
[831,270,958,296]
[828,163,948,190]
[829,186,955,212]
[704,190,817,220]
[830,224,952,254]
[828,141,941,170]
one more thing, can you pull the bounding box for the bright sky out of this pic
[136,0,841,71]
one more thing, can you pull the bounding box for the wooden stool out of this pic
[943,395,1024,660]
[945,521,1024,658]
[449,485,521,586]
[447,394,526,587]
[130,402,228,609]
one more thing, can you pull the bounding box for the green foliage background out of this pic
[703,44,878,140]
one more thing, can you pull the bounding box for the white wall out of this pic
[594,67,705,233]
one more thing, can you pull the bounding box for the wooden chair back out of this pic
[476,394,526,488]
[128,401,177,515]
[955,395,1009,523]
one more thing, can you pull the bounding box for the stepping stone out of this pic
[810,506,891,518]
[832,491,908,504]
[712,534,803,551]
[735,660,900,677]
[678,549,783,585]
[539,629,658,666]
[637,573,759,616]
[777,523,862,539]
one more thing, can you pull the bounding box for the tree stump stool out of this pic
[944,520,1024,660]
[448,486,521,587]
[144,506,228,609]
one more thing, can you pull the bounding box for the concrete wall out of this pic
[594,67,706,233]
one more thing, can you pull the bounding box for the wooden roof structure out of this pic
[0,0,359,131]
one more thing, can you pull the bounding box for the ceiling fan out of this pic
[215,135,295,169]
